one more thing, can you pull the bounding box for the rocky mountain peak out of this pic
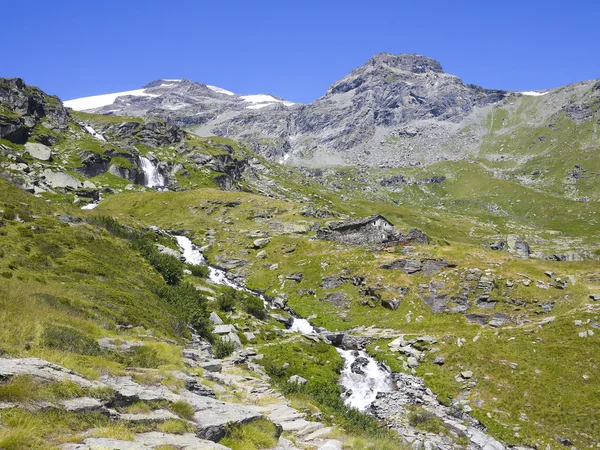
[368,53,444,74]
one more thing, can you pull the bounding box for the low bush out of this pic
[213,337,235,359]
[41,324,101,356]
[188,264,209,278]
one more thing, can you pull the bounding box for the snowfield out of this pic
[521,91,548,96]
[64,89,158,110]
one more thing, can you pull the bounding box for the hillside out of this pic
[0,73,599,450]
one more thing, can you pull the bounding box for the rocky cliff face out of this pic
[0,78,70,144]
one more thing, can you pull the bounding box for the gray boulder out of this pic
[25,142,52,161]
[42,170,82,189]
[288,375,308,385]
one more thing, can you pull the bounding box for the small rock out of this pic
[270,264,279,270]
[60,397,104,413]
[200,360,222,373]
[256,250,267,259]
[286,273,304,282]
[209,312,224,325]
[253,238,270,249]
[589,294,600,301]
[288,375,308,385]
[433,356,445,365]
[545,271,555,278]
[407,357,419,368]
[213,324,236,335]
[461,370,473,379]
[381,299,400,310]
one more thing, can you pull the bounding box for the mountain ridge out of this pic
[61,53,599,169]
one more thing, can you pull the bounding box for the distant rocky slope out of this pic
[63,53,600,169]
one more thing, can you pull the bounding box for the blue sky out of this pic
[2,0,599,103]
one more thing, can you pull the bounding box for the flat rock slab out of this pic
[0,358,100,388]
[60,397,104,413]
[120,409,179,422]
[63,432,231,449]
[274,437,301,449]
[101,376,179,404]
[318,441,343,450]
[179,390,263,441]
[136,432,231,449]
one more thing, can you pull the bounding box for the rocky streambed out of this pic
[175,235,512,450]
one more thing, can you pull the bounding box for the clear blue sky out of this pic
[2,0,599,103]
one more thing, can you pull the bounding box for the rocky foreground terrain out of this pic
[0,65,599,450]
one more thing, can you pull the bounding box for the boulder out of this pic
[213,324,236,335]
[381,299,400,310]
[41,170,82,189]
[507,234,530,257]
[488,313,507,328]
[286,273,304,282]
[288,375,308,385]
[200,360,222,373]
[25,142,52,161]
[209,312,224,325]
[253,238,270,249]
[60,397,104,413]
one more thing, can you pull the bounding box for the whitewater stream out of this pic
[173,234,509,448]
[140,156,165,188]
[173,235,391,411]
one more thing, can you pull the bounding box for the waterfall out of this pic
[337,348,393,411]
[140,156,165,188]
[174,236,206,265]
[290,318,315,334]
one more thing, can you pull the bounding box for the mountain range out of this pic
[64,53,600,169]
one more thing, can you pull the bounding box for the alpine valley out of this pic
[0,54,598,450]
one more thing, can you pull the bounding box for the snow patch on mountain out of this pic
[64,89,158,111]
[521,91,548,96]
[241,94,295,109]
[207,85,235,96]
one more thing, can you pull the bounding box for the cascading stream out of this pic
[171,234,508,449]
[140,156,165,188]
[337,348,392,411]
[173,234,392,411]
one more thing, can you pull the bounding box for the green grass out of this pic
[168,400,195,420]
[219,418,279,450]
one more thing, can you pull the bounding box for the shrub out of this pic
[217,289,236,312]
[41,324,101,355]
[213,338,235,359]
[147,251,184,286]
[122,345,165,369]
[153,282,211,339]
[408,408,446,434]
[239,293,267,320]
[188,264,209,278]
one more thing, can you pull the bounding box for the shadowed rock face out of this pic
[0,78,69,144]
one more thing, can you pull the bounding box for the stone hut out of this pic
[316,214,429,246]
[316,215,393,245]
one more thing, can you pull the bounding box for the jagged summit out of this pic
[367,53,444,73]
